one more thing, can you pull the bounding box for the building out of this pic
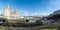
[4,4,19,19]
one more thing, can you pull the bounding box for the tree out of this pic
[47,14,60,21]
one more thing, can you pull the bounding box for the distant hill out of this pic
[0,14,3,16]
[47,9,60,21]
[53,9,60,14]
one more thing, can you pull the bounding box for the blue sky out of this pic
[0,0,60,16]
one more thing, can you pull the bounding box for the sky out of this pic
[0,0,60,16]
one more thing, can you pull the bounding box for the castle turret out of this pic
[7,4,10,9]
[14,8,19,18]
[4,4,10,19]
[4,4,19,19]
[4,6,6,18]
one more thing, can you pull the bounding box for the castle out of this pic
[4,4,19,19]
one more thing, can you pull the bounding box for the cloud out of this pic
[18,9,50,16]
[1,0,60,16]
[39,0,60,16]
[49,0,60,11]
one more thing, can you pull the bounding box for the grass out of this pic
[31,22,60,30]
[39,22,60,29]
[47,22,60,27]
[0,27,8,30]
[0,22,60,30]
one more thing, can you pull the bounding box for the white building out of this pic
[4,4,19,19]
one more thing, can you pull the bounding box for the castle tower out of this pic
[4,4,10,19]
[4,6,6,18]
[14,8,19,18]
